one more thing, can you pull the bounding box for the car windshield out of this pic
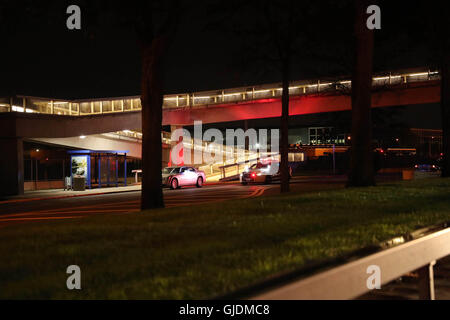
[250,163,268,169]
[162,167,181,174]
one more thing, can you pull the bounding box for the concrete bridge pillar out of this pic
[0,137,24,196]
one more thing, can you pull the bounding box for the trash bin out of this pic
[72,176,86,191]
[402,168,414,180]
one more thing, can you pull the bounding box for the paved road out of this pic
[0,184,273,227]
[0,176,346,227]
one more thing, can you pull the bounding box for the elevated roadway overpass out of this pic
[0,68,441,137]
[0,68,442,196]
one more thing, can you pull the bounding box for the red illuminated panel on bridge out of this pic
[162,82,440,125]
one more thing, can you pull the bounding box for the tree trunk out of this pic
[347,0,375,187]
[441,43,450,177]
[280,60,290,193]
[140,38,166,210]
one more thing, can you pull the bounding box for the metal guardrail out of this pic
[0,68,440,116]
[249,226,450,300]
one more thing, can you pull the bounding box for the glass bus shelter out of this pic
[68,150,129,189]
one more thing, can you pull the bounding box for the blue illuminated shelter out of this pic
[67,150,129,189]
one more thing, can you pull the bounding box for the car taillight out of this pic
[251,173,256,178]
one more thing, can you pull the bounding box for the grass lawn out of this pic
[1,178,450,299]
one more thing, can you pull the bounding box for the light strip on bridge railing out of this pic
[254,89,272,93]
[224,92,247,97]
[373,75,402,80]
[11,106,36,113]
[111,70,442,107]
[407,72,428,77]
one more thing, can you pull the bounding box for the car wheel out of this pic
[241,181,248,185]
[265,176,272,184]
[170,178,178,190]
[196,177,203,188]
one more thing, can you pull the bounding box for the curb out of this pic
[0,181,240,205]
[0,189,141,205]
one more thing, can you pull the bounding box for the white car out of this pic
[162,166,206,189]
[240,161,291,185]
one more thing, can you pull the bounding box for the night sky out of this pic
[0,1,444,128]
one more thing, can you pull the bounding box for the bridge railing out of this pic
[0,69,440,116]
[164,69,440,109]
[248,226,450,300]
